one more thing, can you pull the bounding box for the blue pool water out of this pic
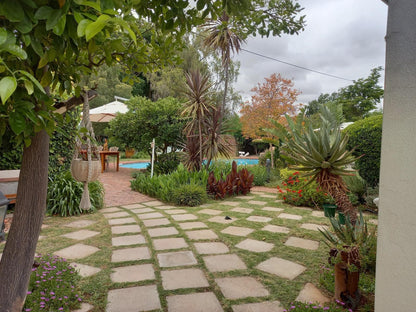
[120,158,259,169]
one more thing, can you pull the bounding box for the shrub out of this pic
[148,152,180,175]
[246,165,269,186]
[278,171,334,208]
[172,184,208,206]
[23,254,82,312]
[343,172,367,204]
[131,164,209,204]
[207,161,254,199]
[345,115,382,187]
[47,170,105,216]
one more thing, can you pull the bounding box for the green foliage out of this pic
[246,165,269,186]
[172,184,208,206]
[48,110,79,178]
[108,96,185,153]
[24,254,82,312]
[149,152,180,175]
[319,212,377,273]
[47,171,104,217]
[0,140,21,170]
[345,115,383,187]
[131,164,209,204]
[278,171,334,208]
[343,172,367,204]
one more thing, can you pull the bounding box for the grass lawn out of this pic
[0,192,377,311]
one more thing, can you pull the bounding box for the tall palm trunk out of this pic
[198,117,203,168]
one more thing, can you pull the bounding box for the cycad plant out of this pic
[279,107,358,222]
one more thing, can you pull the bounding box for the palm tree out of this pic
[203,12,245,115]
[277,107,358,222]
[182,69,215,169]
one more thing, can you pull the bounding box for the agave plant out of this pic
[280,107,358,222]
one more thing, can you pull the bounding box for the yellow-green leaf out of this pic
[0,76,17,103]
[85,14,111,41]
[24,80,34,95]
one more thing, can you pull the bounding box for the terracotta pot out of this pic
[71,159,101,182]
[125,148,135,158]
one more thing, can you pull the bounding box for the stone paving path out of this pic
[19,169,376,312]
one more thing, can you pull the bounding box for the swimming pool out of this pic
[120,158,259,169]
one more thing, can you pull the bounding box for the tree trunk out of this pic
[327,184,357,223]
[198,119,203,169]
[0,129,50,311]
[223,62,229,116]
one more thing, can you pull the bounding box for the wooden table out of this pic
[99,151,120,173]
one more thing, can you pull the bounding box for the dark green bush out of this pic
[172,184,207,206]
[148,152,180,175]
[47,170,105,216]
[345,115,382,187]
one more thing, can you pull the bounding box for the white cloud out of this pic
[234,0,388,106]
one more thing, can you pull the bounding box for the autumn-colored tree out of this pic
[240,73,301,140]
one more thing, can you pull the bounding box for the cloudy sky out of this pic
[234,0,388,105]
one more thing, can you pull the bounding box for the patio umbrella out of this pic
[85,100,129,122]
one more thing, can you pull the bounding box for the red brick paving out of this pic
[98,167,153,207]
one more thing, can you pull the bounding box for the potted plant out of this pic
[319,212,376,310]
[125,147,135,158]
[71,137,101,183]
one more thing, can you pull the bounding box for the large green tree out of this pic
[108,96,185,155]
[0,0,306,309]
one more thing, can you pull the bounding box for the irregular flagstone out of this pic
[61,230,100,241]
[236,238,274,252]
[110,263,155,283]
[130,207,154,214]
[311,211,325,218]
[65,220,97,228]
[167,292,223,312]
[208,216,236,224]
[112,234,146,246]
[161,268,209,290]
[232,301,285,312]
[247,200,268,206]
[108,217,136,225]
[178,221,208,230]
[194,242,230,254]
[262,207,284,212]
[103,211,130,219]
[301,223,329,232]
[111,247,151,262]
[137,212,164,220]
[142,218,170,227]
[143,200,164,206]
[111,224,141,235]
[295,283,331,305]
[153,237,188,250]
[186,229,218,240]
[251,191,265,195]
[293,206,313,211]
[198,208,223,215]
[278,213,302,221]
[71,262,101,277]
[158,250,197,267]
[262,224,290,234]
[236,195,254,199]
[221,201,240,206]
[215,276,269,299]
[221,226,254,237]
[72,303,94,312]
[231,207,253,214]
[203,254,246,272]
[165,209,188,214]
[171,213,198,221]
[246,215,272,223]
[100,207,122,213]
[274,199,284,203]
[148,226,179,237]
[106,285,161,312]
[285,237,319,250]
[54,244,99,260]
[256,257,306,280]
[121,203,145,209]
